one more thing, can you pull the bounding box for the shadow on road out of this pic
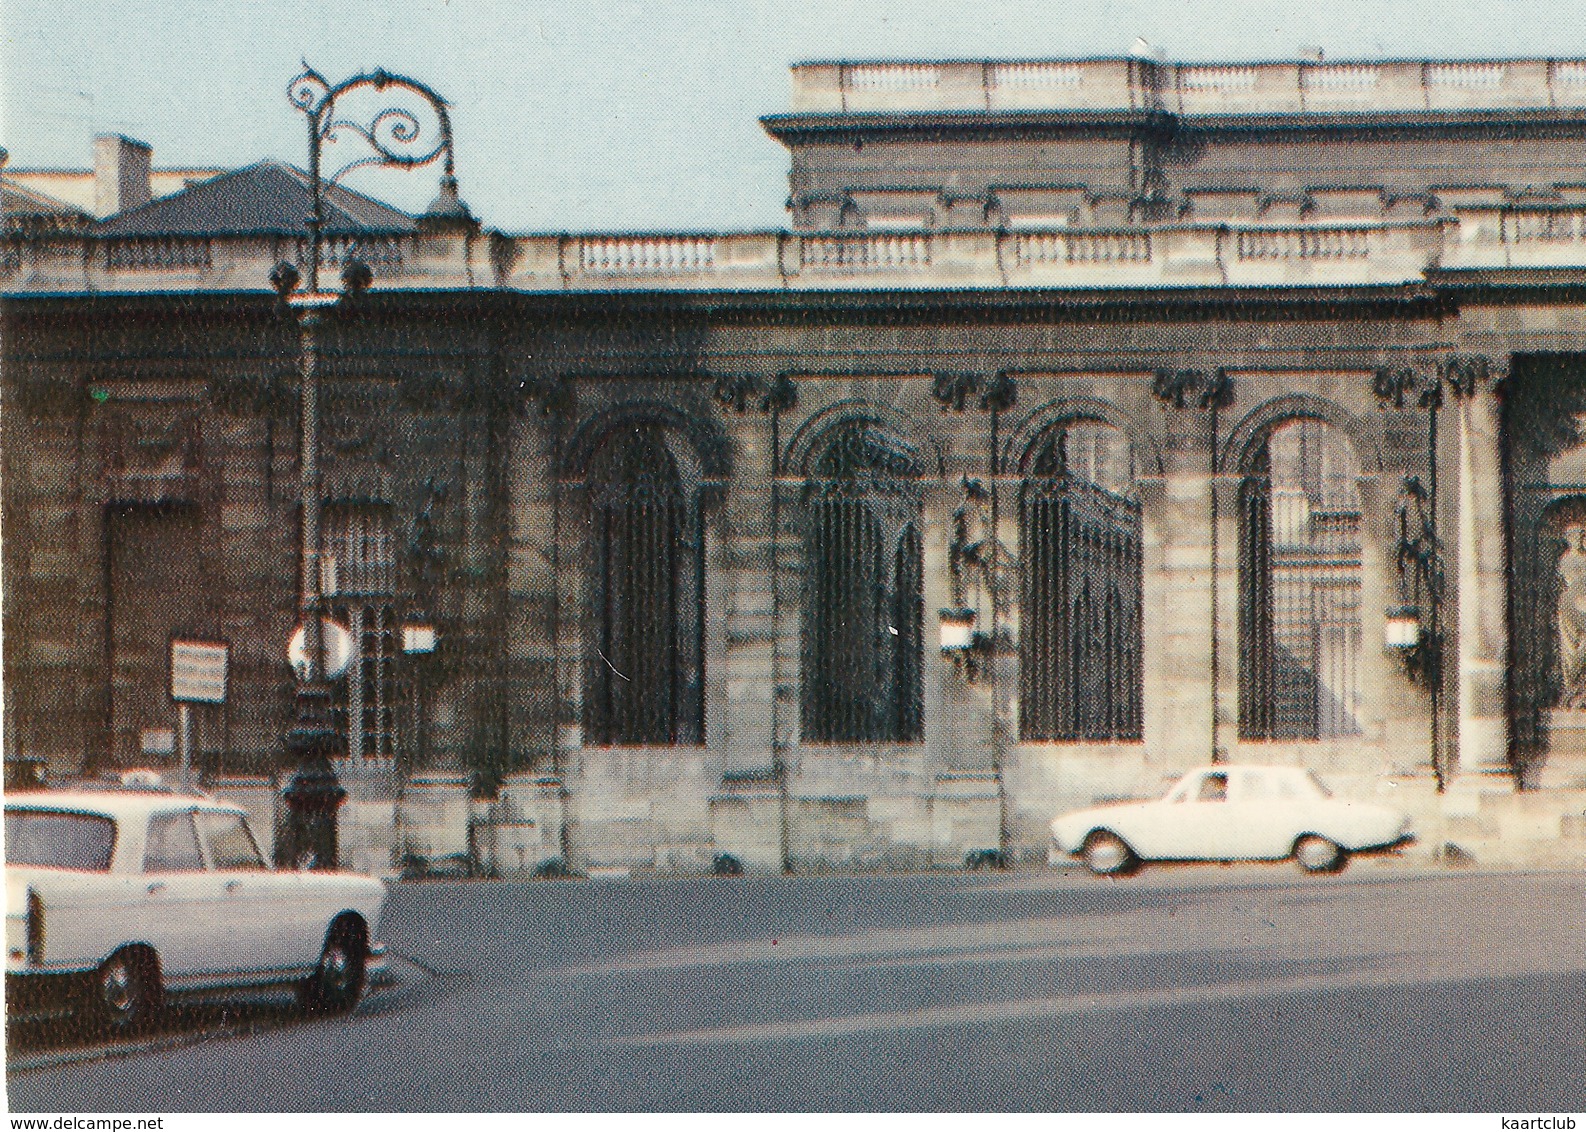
[6,992,304,1063]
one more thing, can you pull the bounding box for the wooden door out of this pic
[107,504,203,767]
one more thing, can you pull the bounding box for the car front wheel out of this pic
[1082,830,1136,876]
[91,948,161,1035]
[1294,834,1347,874]
[301,918,368,1014]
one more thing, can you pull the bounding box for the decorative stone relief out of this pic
[1554,518,1586,708]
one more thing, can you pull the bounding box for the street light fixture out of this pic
[1372,366,1450,791]
[272,64,466,868]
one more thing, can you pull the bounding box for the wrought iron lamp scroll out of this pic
[285,64,464,292]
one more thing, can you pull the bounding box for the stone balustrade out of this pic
[16,213,1586,295]
[785,57,1586,116]
[1443,204,1586,268]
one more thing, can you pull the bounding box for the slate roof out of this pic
[95,161,415,237]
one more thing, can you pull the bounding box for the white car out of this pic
[1049,764,1413,876]
[5,787,387,1032]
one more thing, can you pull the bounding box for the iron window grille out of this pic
[801,420,925,743]
[583,425,705,746]
[321,504,399,760]
[1239,420,1363,739]
[1019,422,1143,741]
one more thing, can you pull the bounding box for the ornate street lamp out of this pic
[1375,366,1449,793]
[271,64,466,868]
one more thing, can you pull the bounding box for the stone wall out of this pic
[7,287,1586,874]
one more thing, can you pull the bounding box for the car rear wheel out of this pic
[1082,830,1136,876]
[91,948,160,1035]
[1294,834,1347,874]
[301,918,367,1014]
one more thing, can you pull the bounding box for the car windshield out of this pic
[5,809,117,871]
[1306,770,1333,798]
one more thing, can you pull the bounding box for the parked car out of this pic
[5,786,386,1032]
[1049,764,1413,876]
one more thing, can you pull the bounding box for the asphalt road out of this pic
[7,863,1585,1111]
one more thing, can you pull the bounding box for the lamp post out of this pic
[931,371,1016,865]
[1376,366,1448,793]
[272,64,465,868]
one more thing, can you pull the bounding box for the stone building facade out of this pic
[6,56,1586,873]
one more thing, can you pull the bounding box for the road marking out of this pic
[605,953,1586,1048]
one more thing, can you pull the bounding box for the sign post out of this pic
[170,640,229,790]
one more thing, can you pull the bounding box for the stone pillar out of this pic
[1449,357,1511,777]
[397,772,472,869]
[1143,373,1221,772]
[717,410,778,779]
[1144,451,1217,769]
[1210,474,1244,762]
[552,471,584,865]
[1355,476,1403,756]
[503,386,569,862]
[493,772,566,875]
[707,375,796,872]
[1137,477,1171,765]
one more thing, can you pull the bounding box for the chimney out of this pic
[93,135,153,217]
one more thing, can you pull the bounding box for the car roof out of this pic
[4,790,244,822]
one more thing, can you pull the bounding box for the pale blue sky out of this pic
[4,0,1585,231]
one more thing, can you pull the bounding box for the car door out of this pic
[1144,771,1232,859]
[194,808,290,974]
[133,808,224,979]
[1221,769,1286,858]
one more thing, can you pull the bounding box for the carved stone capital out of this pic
[1370,366,1420,410]
[759,374,798,415]
[711,373,760,415]
[980,372,1018,413]
[931,372,981,413]
[1152,368,1232,411]
[1440,353,1508,400]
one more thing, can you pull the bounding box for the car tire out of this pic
[91,948,161,1035]
[1082,830,1136,876]
[1294,834,1348,874]
[301,917,367,1015]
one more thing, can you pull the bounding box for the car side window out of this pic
[144,811,205,872]
[1197,773,1228,803]
[197,810,267,871]
[1241,771,1266,800]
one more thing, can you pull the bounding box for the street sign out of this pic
[289,619,356,680]
[171,640,229,704]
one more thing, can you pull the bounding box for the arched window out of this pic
[322,503,398,760]
[802,420,923,742]
[584,425,704,746]
[1239,419,1362,739]
[1020,420,1142,741]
